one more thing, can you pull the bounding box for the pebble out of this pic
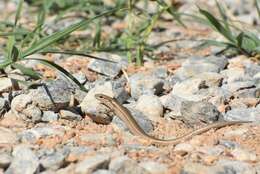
[0,152,12,169]
[59,109,82,121]
[109,156,149,174]
[171,78,208,101]
[139,161,168,174]
[79,133,116,146]
[75,154,110,174]
[88,52,128,78]
[40,149,69,170]
[29,79,75,111]
[11,94,42,123]
[112,107,153,133]
[129,72,164,99]
[135,95,163,121]
[224,108,260,122]
[0,127,18,145]
[0,77,12,93]
[42,111,59,122]
[5,145,40,174]
[180,100,222,125]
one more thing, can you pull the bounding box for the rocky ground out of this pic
[0,0,260,174]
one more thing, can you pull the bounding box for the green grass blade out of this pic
[12,63,41,79]
[25,58,87,92]
[14,0,24,26]
[215,0,232,36]
[236,32,244,48]
[256,0,260,19]
[155,0,186,27]
[199,7,236,43]
[22,7,124,58]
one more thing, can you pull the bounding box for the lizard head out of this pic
[95,94,113,102]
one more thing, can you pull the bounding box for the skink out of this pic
[95,94,251,145]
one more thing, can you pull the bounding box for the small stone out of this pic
[0,77,12,93]
[88,52,127,78]
[109,156,149,174]
[40,149,69,170]
[0,127,18,145]
[73,72,87,84]
[11,94,42,123]
[0,152,12,169]
[139,161,168,174]
[224,108,260,122]
[218,140,240,149]
[29,79,75,111]
[75,154,110,174]
[79,133,116,146]
[174,143,194,154]
[112,107,153,134]
[211,159,255,174]
[222,81,255,93]
[42,111,59,122]
[19,126,65,143]
[230,148,257,162]
[135,95,163,121]
[5,145,39,174]
[129,73,164,99]
[92,170,116,174]
[171,78,208,101]
[59,110,82,121]
[180,100,222,125]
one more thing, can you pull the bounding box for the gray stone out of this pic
[171,78,209,101]
[109,156,149,174]
[160,94,186,117]
[112,106,153,134]
[220,68,248,83]
[29,79,76,111]
[211,159,255,174]
[5,145,39,174]
[0,152,12,169]
[180,100,222,125]
[245,63,260,77]
[193,72,224,87]
[0,77,12,93]
[129,73,164,99]
[0,127,18,145]
[59,109,82,121]
[40,149,69,170]
[135,95,163,121]
[79,133,116,146]
[19,126,65,143]
[224,108,260,122]
[92,170,116,174]
[73,72,87,84]
[42,111,59,122]
[222,81,255,93]
[173,56,228,80]
[218,140,240,149]
[139,161,168,174]
[88,52,128,78]
[80,81,128,124]
[11,94,42,123]
[75,154,110,174]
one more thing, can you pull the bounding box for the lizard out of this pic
[95,94,252,145]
